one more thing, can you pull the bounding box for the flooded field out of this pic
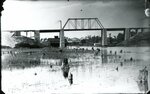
[2,47,150,93]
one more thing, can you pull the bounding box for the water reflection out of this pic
[101,48,108,64]
[2,54,41,70]
[40,58,61,66]
[68,73,73,85]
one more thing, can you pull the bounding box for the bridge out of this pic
[3,18,150,48]
[11,27,148,32]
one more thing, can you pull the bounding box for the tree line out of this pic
[67,33,125,46]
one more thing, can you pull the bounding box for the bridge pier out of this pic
[59,29,65,48]
[26,31,28,37]
[34,30,40,45]
[124,28,130,41]
[59,20,65,48]
[14,31,21,36]
[101,29,107,46]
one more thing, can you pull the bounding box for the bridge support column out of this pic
[101,29,107,46]
[14,31,21,36]
[124,28,130,41]
[59,20,65,48]
[34,30,40,45]
[26,31,28,37]
[59,29,65,48]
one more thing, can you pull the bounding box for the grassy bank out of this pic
[2,47,96,69]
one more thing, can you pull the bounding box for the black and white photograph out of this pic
[1,0,150,93]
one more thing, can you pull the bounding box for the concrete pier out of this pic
[59,20,65,48]
[34,30,40,44]
[14,31,21,36]
[101,29,107,46]
[124,28,130,41]
[59,29,65,48]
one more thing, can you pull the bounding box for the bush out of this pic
[14,42,41,48]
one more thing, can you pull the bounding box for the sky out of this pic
[1,0,149,46]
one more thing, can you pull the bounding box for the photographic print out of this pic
[1,0,150,94]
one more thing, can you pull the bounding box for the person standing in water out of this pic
[61,58,70,78]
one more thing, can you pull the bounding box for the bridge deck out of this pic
[2,27,149,33]
[39,28,126,33]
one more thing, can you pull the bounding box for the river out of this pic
[1,47,150,93]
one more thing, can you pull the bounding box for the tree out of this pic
[117,33,124,43]
[81,39,86,44]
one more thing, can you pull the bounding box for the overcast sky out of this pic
[2,0,147,29]
[1,0,149,46]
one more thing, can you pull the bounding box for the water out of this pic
[2,47,150,93]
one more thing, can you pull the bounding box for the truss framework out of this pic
[62,18,105,31]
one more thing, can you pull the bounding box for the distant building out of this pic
[48,36,60,47]
[41,36,67,47]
